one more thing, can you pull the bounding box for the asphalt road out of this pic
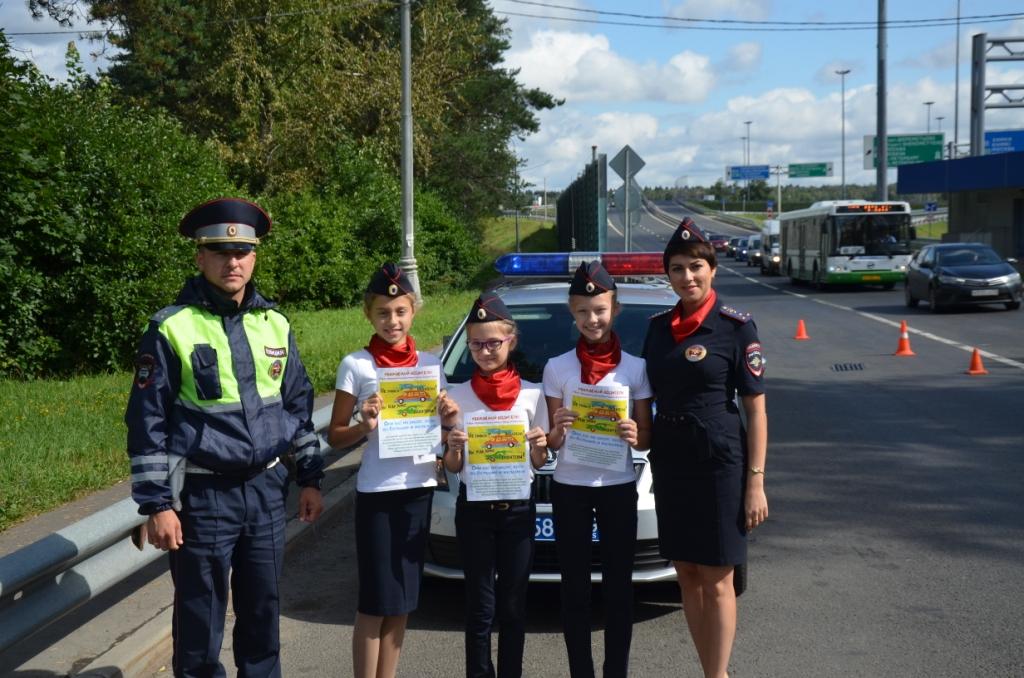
[151,209,1024,676]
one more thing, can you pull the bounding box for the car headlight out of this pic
[1004,272,1021,284]
[898,265,907,271]
[828,265,847,273]
[938,275,964,284]
[772,256,780,263]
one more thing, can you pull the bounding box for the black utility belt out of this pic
[656,406,731,427]
[185,457,279,480]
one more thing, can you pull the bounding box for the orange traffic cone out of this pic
[794,319,810,340]
[894,320,915,356]
[966,348,988,375]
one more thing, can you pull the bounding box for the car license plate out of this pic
[861,274,882,281]
[534,514,600,542]
[971,289,999,297]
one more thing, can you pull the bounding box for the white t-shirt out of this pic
[335,349,447,493]
[447,379,549,486]
[542,348,653,487]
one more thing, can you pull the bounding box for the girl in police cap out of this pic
[642,218,768,678]
[327,264,460,678]
[443,292,549,678]
[542,261,653,678]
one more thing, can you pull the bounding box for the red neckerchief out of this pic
[670,289,717,343]
[576,332,621,385]
[471,364,521,411]
[366,334,419,368]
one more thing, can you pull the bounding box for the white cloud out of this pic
[505,29,716,103]
[666,0,771,21]
[0,2,115,78]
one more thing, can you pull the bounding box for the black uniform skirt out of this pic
[648,410,747,566]
[354,486,434,616]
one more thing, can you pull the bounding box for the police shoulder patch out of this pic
[745,342,765,378]
[719,305,751,323]
[135,354,157,389]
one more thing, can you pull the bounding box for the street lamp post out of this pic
[835,68,851,200]
[936,115,945,132]
[924,101,935,132]
[739,136,747,212]
[743,120,752,207]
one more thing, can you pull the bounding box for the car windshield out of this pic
[443,302,669,383]
[938,247,1003,266]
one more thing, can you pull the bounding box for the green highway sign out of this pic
[863,134,944,168]
[788,162,833,178]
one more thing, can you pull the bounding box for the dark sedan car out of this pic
[905,243,1022,312]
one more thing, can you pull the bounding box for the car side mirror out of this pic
[919,260,931,269]
[1007,257,1019,265]
[442,334,452,351]
[909,226,917,240]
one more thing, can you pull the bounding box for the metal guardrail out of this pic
[0,405,334,655]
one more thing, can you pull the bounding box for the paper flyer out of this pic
[563,383,630,471]
[464,409,531,501]
[376,365,441,459]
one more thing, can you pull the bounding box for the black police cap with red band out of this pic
[178,197,271,252]
[569,261,616,296]
[662,217,709,271]
[367,263,415,298]
[467,292,513,324]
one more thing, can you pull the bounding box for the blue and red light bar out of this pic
[494,252,664,277]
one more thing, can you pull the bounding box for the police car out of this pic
[425,252,678,583]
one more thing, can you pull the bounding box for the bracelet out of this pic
[441,424,454,432]
[749,466,765,476]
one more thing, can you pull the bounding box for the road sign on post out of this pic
[788,162,833,178]
[727,165,770,181]
[610,145,645,252]
[983,129,1024,155]
[863,134,944,168]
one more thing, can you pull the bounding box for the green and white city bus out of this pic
[780,200,914,288]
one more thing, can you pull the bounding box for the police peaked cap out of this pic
[179,198,270,251]
[569,261,616,296]
[467,292,513,324]
[662,217,709,271]
[367,263,415,298]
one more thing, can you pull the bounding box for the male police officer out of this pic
[125,197,325,677]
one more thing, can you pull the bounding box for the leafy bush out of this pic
[0,39,237,377]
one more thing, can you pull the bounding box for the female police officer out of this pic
[642,218,768,678]
[125,198,325,677]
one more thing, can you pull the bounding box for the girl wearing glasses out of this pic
[542,261,653,678]
[443,292,549,678]
[327,263,460,678]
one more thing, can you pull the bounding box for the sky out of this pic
[3,0,1024,192]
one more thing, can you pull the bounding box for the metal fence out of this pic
[0,405,334,655]
[556,154,607,251]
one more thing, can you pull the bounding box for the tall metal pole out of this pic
[739,136,747,213]
[924,101,935,132]
[953,0,961,157]
[836,68,850,200]
[876,0,888,201]
[513,153,520,252]
[624,153,631,252]
[744,120,752,207]
[399,0,420,297]
[937,116,944,132]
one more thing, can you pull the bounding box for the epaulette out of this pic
[649,307,673,320]
[719,305,752,324]
[149,305,186,325]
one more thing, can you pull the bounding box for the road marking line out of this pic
[607,218,623,236]
[719,266,1024,371]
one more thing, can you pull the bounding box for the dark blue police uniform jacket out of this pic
[642,298,764,566]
